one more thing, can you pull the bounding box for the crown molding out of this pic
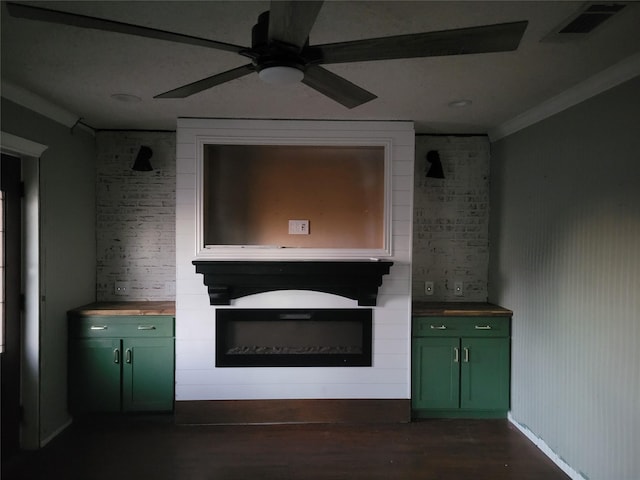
[489,52,640,142]
[1,80,94,135]
[1,131,48,158]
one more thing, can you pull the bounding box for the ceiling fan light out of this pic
[258,66,304,85]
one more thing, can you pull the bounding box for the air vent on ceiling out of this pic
[544,3,627,41]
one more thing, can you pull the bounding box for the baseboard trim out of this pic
[176,399,411,425]
[508,413,585,480]
[39,417,73,448]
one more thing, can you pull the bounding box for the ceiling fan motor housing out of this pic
[251,11,307,77]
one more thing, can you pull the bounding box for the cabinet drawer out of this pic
[69,315,174,338]
[413,316,509,337]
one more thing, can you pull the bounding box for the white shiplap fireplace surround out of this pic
[175,119,414,424]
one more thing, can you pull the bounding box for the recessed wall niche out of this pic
[200,143,388,254]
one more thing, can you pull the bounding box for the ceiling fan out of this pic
[6,1,528,108]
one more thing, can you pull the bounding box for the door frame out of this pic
[1,152,22,456]
[1,131,47,450]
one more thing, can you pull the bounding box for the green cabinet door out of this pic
[122,337,175,412]
[460,337,510,411]
[69,338,121,413]
[412,337,460,410]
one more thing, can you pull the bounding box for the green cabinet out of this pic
[412,315,510,418]
[69,315,175,413]
[70,337,122,412]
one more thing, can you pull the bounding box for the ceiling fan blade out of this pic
[314,21,528,64]
[268,1,323,51]
[302,65,377,109]
[6,2,246,54]
[154,64,255,99]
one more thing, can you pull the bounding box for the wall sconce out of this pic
[425,150,444,179]
[132,146,153,171]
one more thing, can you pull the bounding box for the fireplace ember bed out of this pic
[216,309,373,367]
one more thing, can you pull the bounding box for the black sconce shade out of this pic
[132,146,153,171]
[426,150,444,179]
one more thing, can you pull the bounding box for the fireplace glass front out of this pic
[216,309,372,367]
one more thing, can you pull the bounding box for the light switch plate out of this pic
[288,219,310,235]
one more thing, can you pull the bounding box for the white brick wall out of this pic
[94,131,487,304]
[412,135,490,301]
[96,131,176,301]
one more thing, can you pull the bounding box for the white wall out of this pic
[95,131,176,301]
[489,77,640,480]
[412,135,490,302]
[175,119,414,401]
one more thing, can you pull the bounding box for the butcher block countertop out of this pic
[68,301,176,317]
[412,302,512,317]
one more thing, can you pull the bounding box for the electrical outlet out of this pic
[454,281,464,297]
[288,219,310,235]
[114,281,130,296]
[424,281,434,296]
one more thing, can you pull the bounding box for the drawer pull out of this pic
[113,348,120,364]
[90,325,108,330]
[430,325,447,330]
[463,347,470,363]
[475,325,492,330]
[125,348,132,364]
[453,347,459,363]
[137,325,156,330]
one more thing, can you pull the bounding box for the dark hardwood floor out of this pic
[2,416,570,480]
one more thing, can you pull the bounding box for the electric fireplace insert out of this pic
[216,308,373,367]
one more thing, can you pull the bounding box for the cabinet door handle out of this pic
[475,325,492,330]
[430,325,447,330]
[91,325,108,330]
[125,348,132,364]
[463,347,470,363]
[453,347,459,363]
[137,325,156,330]
[113,348,120,364]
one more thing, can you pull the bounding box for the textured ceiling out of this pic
[2,1,639,133]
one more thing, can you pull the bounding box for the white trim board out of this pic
[489,52,640,142]
[0,131,48,158]
[508,413,585,480]
[40,418,72,448]
[1,80,93,135]
[180,118,414,260]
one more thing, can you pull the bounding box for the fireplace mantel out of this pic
[193,260,393,306]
